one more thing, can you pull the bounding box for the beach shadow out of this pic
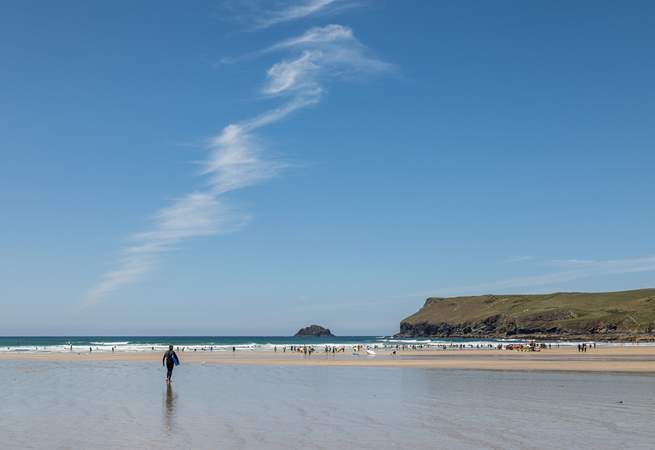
[164,383,176,434]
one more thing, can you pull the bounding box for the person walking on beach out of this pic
[163,345,180,383]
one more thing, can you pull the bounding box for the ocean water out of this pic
[0,336,387,353]
[0,361,654,449]
[0,336,638,354]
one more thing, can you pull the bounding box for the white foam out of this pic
[1,338,654,354]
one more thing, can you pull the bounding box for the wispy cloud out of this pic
[502,255,536,264]
[270,23,355,48]
[434,271,585,297]
[413,255,655,299]
[221,23,389,73]
[86,24,388,304]
[87,193,247,303]
[225,0,357,29]
[259,25,391,102]
[544,256,655,274]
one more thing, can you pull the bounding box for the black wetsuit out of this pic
[163,350,179,380]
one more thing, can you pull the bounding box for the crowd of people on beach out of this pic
[271,345,349,356]
[158,341,601,355]
[577,343,596,352]
[382,342,554,352]
[51,340,601,355]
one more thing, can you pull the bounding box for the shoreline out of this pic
[393,334,655,342]
[3,347,655,373]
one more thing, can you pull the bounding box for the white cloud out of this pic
[260,0,340,27]
[434,271,584,297]
[503,255,536,263]
[227,0,356,29]
[259,24,391,109]
[204,124,284,194]
[270,23,354,49]
[425,255,655,298]
[136,192,223,243]
[86,193,249,304]
[86,23,389,304]
[85,127,274,304]
[545,256,655,274]
[264,51,321,97]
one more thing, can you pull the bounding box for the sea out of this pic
[0,335,493,353]
[0,335,648,354]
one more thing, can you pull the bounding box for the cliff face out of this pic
[294,325,334,337]
[397,289,655,341]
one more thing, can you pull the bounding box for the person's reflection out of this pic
[164,383,176,433]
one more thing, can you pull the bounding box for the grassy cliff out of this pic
[397,289,655,340]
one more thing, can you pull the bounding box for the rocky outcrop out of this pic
[396,289,655,341]
[294,325,334,337]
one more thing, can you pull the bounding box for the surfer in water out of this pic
[162,345,180,383]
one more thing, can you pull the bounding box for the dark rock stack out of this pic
[294,325,334,337]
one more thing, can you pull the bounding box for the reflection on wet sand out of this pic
[164,383,175,434]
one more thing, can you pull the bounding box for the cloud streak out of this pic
[226,0,357,29]
[417,255,655,299]
[86,24,388,304]
[87,193,245,302]
[545,256,655,274]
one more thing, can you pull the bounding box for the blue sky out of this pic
[1,0,654,335]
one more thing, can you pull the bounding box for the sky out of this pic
[1,0,654,335]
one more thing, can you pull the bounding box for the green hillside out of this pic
[397,289,655,340]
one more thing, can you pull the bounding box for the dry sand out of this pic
[2,346,655,373]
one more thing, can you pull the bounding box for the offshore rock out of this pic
[294,325,334,337]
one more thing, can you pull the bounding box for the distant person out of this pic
[163,345,180,384]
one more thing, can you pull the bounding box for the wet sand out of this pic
[2,346,655,372]
[1,360,654,449]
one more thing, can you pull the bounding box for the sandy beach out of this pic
[3,346,655,373]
